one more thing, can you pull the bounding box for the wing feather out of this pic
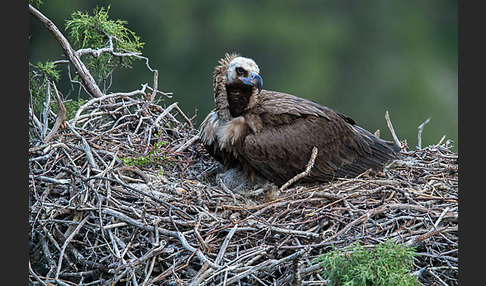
[241,91,397,186]
[254,91,331,119]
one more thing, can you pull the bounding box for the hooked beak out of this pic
[240,71,263,94]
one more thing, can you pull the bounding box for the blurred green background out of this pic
[29,0,458,151]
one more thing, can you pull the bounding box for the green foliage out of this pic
[65,5,144,81]
[29,74,45,116]
[29,61,85,121]
[313,240,418,286]
[30,61,61,82]
[64,98,85,120]
[29,0,43,9]
[120,132,175,168]
[29,61,61,115]
[30,6,145,122]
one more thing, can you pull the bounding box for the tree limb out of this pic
[29,4,104,98]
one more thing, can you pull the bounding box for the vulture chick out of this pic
[199,53,399,187]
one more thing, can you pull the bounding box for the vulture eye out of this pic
[236,67,246,76]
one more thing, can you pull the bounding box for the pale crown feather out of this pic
[226,57,260,83]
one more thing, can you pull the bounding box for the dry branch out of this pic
[280,146,319,191]
[44,83,66,142]
[417,117,432,149]
[385,110,402,149]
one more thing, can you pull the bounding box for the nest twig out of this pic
[29,89,458,285]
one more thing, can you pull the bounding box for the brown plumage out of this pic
[199,53,399,187]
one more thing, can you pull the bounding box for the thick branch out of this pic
[29,4,104,98]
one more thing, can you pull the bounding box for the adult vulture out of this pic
[199,53,399,187]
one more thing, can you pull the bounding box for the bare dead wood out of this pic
[44,83,67,143]
[214,223,238,265]
[102,208,220,269]
[172,135,200,153]
[146,70,158,108]
[280,146,319,191]
[417,117,431,149]
[248,219,320,239]
[55,215,89,280]
[385,111,402,149]
[153,101,180,128]
[225,247,309,285]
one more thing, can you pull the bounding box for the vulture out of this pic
[199,53,399,187]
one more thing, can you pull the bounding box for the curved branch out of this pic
[44,82,67,142]
[29,4,104,98]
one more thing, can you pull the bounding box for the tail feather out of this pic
[338,126,399,176]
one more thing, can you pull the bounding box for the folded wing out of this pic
[241,91,398,186]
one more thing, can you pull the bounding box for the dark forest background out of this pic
[29,0,458,151]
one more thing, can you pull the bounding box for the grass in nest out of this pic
[120,132,178,169]
[313,240,419,286]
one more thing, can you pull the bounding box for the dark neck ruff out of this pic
[226,83,253,117]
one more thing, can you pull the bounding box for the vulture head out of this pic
[222,56,264,118]
[225,56,263,94]
[212,54,264,119]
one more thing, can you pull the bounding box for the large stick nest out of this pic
[29,93,458,285]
